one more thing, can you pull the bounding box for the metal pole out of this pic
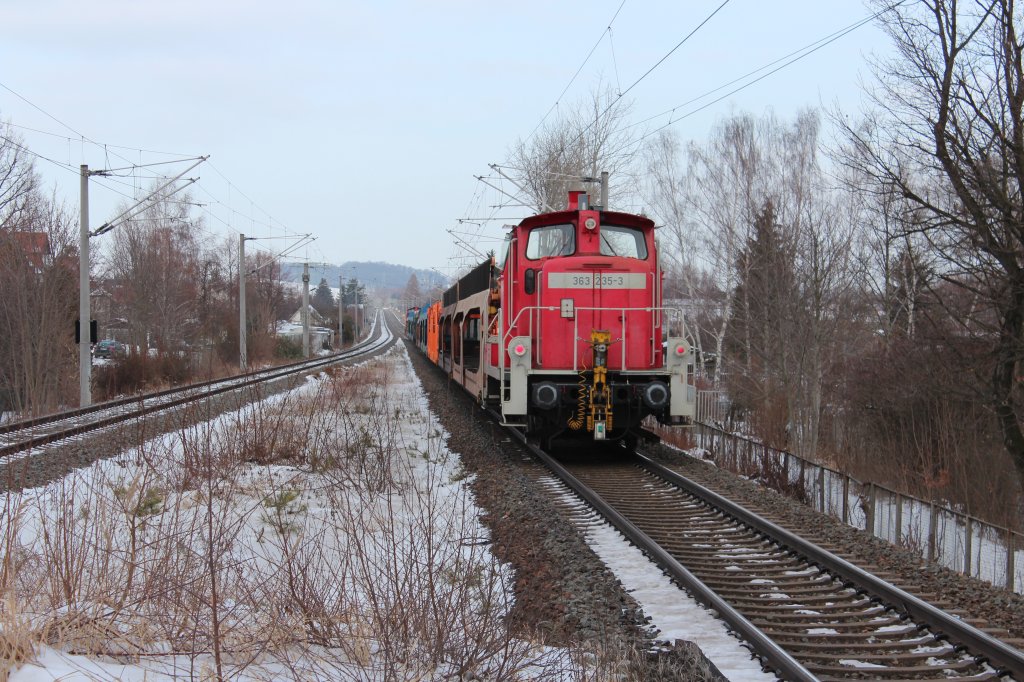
[302,262,310,358]
[600,170,609,209]
[79,165,91,407]
[338,274,344,348]
[239,233,247,370]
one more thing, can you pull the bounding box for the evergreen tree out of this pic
[725,200,796,413]
[340,277,365,305]
[311,277,335,317]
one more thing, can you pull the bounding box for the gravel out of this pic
[404,342,727,681]
[19,325,1019,678]
[643,443,1024,646]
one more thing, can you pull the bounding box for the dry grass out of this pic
[0,351,617,680]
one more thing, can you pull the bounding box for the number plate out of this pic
[547,272,646,289]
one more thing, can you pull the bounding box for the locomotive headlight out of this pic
[513,343,527,356]
[584,217,597,231]
[674,343,687,357]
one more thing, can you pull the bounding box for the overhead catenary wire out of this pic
[620,2,903,152]
[523,0,629,146]
[455,0,737,239]
[0,80,196,170]
[4,120,198,158]
[1,83,295,248]
[546,0,732,168]
[461,2,896,261]
[91,156,208,236]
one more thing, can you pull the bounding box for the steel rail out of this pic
[1,314,394,459]
[1,333,375,437]
[500,423,819,681]
[635,452,1024,679]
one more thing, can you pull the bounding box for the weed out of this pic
[263,489,301,511]
[449,465,471,484]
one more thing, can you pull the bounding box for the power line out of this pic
[546,0,732,168]
[0,80,90,143]
[0,133,78,175]
[1,82,306,264]
[523,0,628,146]
[3,120,197,158]
[623,4,896,150]
[618,0,730,102]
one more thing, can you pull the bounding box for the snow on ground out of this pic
[4,344,774,680]
[4,347,573,680]
[538,481,778,681]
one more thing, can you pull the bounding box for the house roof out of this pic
[287,304,327,326]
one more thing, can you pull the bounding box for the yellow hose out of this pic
[568,364,587,430]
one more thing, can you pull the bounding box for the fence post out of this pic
[1007,528,1016,592]
[866,483,876,536]
[800,458,806,497]
[818,467,825,514]
[964,515,972,578]
[928,502,938,563]
[895,493,903,546]
[842,475,849,525]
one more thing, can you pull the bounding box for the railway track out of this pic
[510,433,1024,681]
[0,313,394,461]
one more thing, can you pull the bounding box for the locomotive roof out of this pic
[516,208,655,231]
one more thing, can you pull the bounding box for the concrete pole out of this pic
[600,171,609,210]
[79,165,91,407]
[338,274,344,349]
[239,233,247,371]
[302,262,310,358]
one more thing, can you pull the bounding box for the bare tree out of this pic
[647,113,778,388]
[0,191,78,414]
[840,0,1024,484]
[648,109,860,458]
[508,86,638,211]
[402,273,421,306]
[0,120,39,229]
[103,185,203,354]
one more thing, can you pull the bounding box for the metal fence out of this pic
[694,421,1024,593]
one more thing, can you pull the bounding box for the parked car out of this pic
[93,339,124,358]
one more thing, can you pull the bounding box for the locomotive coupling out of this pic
[585,330,614,439]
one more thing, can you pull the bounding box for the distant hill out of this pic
[279,261,449,293]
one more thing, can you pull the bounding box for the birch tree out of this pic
[841,0,1024,485]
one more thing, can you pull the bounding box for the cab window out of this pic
[599,225,648,259]
[526,224,574,260]
[497,233,511,270]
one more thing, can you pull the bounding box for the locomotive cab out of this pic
[488,190,696,444]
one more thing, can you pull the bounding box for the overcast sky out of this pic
[1,1,891,275]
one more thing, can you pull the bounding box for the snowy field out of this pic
[1,345,769,680]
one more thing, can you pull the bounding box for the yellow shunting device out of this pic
[567,330,613,439]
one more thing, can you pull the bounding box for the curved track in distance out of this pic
[0,313,394,461]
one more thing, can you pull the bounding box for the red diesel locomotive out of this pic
[407,189,695,446]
